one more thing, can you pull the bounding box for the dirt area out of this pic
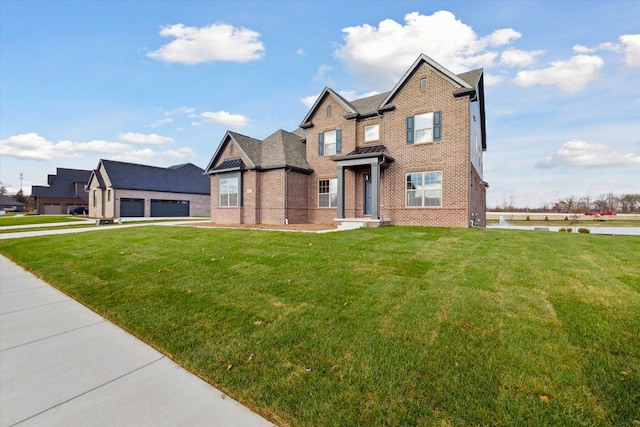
[185,222,338,232]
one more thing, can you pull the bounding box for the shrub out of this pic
[544,216,549,222]
[564,216,569,221]
[578,228,591,234]
[525,215,530,221]
[558,227,573,232]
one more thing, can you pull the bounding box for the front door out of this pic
[364,174,372,215]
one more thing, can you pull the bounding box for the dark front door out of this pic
[364,175,372,215]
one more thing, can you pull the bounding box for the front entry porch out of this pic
[332,145,394,222]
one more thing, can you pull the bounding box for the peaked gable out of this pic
[299,87,356,129]
[379,54,473,110]
[204,131,261,174]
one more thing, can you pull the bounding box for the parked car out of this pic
[68,206,89,215]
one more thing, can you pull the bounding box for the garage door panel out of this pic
[150,200,189,217]
[120,198,144,217]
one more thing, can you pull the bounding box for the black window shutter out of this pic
[406,116,414,145]
[434,111,442,141]
[318,132,324,156]
[336,129,342,154]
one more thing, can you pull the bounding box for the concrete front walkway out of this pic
[0,255,276,427]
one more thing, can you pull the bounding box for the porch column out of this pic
[336,165,345,219]
[370,160,380,220]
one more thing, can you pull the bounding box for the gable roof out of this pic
[379,54,474,110]
[0,194,27,207]
[299,54,483,127]
[95,160,209,194]
[299,87,357,128]
[205,129,311,174]
[31,168,92,197]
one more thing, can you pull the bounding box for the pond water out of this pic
[487,224,640,236]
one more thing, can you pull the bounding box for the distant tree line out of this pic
[493,192,640,214]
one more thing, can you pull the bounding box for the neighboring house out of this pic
[87,160,210,218]
[31,168,91,214]
[0,194,28,212]
[205,54,487,228]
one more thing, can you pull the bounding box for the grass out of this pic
[0,215,87,226]
[1,226,638,426]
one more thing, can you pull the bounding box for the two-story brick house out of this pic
[205,54,487,228]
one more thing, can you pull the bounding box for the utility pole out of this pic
[19,173,24,191]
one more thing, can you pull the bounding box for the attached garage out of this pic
[43,204,64,214]
[120,198,144,217]
[151,199,189,217]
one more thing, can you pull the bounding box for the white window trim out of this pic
[414,112,434,144]
[324,130,337,156]
[318,178,337,208]
[364,124,380,142]
[405,171,442,208]
[219,177,239,207]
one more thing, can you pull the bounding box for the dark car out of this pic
[68,206,89,215]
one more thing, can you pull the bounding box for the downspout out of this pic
[284,167,291,225]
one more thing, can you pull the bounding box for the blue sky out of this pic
[1,0,639,208]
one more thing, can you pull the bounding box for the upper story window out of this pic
[420,78,428,91]
[107,189,111,202]
[406,111,441,144]
[219,177,239,207]
[364,124,380,142]
[318,129,342,156]
[406,171,442,207]
[327,105,332,117]
[318,179,337,208]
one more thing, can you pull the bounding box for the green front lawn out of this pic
[1,226,638,426]
[0,215,87,226]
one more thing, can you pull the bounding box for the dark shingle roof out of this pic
[457,69,483,87]
[31,168,91,197]
[260,129,310,170]
[349,92,390,115]
[0,194,27,207]
[228,132,262,166]
[100,160,209,195]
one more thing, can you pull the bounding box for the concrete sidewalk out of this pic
[0,255,276,427]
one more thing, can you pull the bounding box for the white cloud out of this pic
[500,48,545,67]
[620,34,640,70]
[513,54,604,93]
[147,23,265,64]
[200,111,248,127]
[536,140,640,169]
[301,94,318,109]
[0,133,131,160]
[161,147,196,159]
[296,48,305,55]
[573,42,622,54]
[334,11,521,88]
[69,140,130,153]
[111,149,157,164]
[1,133,63,160]
[313,65,334,85]
[483,73,503,86]
[118,132,173,145]
[149,118,173,128]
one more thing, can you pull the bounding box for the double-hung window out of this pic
[318,129,341,156]
[318,179,337,208]
[406,111,441,144]
[219,177,239,207]
[406,171,442,207]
